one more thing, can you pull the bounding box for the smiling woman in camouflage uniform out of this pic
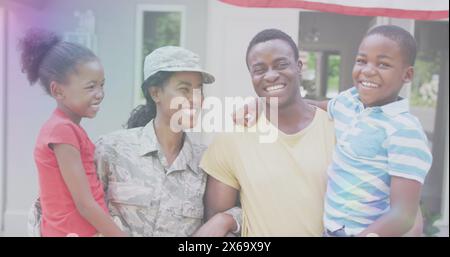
[94,46,241,237]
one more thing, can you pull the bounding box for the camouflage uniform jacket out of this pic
[94,120,212,236]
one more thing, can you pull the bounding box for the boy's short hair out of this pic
[246,29,299,67]
[366,25,417,66]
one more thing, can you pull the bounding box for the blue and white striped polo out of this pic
[324,87,432,236]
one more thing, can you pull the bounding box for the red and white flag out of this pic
[219,0,449,20]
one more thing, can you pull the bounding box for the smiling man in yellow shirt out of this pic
[199,29,335,236]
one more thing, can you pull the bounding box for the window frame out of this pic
[133,4,186,107]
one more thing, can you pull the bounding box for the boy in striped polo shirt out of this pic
[312,25,432,236]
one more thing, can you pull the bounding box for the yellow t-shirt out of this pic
[200,108,335,236]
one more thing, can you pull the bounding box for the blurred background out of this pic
[0,0,448,236]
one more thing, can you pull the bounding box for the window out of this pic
[134,5,186,106]
[412,21,449,224]
[300,51,341,100]
[326,54,340,99]
[63,10,98,54]
[299,51,317,98]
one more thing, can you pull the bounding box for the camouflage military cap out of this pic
[144,46,215,84]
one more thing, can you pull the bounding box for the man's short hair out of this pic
[246,29,299,67]
[366,25,417,66]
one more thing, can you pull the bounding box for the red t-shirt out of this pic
[34,108,108,237]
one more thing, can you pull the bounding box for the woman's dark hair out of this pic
[19,28,98,95]
[126,71,174,129]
